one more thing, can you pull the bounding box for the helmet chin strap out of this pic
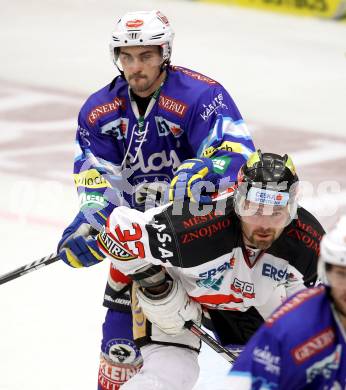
[115,63,125,79]
[159,59,170,74]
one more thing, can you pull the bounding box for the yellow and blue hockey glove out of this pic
[169,157,220,204]
[58,211,106,268]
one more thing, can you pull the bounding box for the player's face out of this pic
[240,201,290,250]
[119,46,164,97]
[328,265,346,318]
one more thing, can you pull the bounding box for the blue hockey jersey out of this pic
[73,65,254,217]
[228,286,346,389]
[66,65,255,312]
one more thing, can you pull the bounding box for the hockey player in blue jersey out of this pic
[227,215,346,389]
[56,9,255,389]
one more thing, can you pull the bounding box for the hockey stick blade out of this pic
[0,253,60,286]
[185,321,238,364]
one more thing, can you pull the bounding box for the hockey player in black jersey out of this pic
[95,150,325,390]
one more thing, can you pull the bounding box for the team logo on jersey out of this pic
[291,326,335,364]
[158,94,188,117]
[230,278,255,299]
[198,258,234,279]
[129,149,182,174]
[181,217,232,244]
[203,141,246,159]
[98,226,138,261]
[197,275,224,291]
[105,338,142,364]
[99,339,142,388]
[155,116,183,137]
[253,345,281,376]
[211,156,231,174]
[74,169,111,188]
[88,97,125,125]
[79,191,107,209]
[262,263,289,282]
[182,211,219,229]
[146,220,174,262]
[306,345,341,384]
[100,118,129,139]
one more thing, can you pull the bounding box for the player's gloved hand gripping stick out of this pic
[0,254,237,364]
[0,214,105,285]
[0,233,237,365]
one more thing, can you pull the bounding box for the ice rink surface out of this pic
[0,0,345,388]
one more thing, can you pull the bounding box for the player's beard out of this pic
[129,73,154,95]
[246,228,278,250]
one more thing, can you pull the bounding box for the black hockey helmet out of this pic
[234,150,299,215]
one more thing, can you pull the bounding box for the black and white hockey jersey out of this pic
[98,196,324,314]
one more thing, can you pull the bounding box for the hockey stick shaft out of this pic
[186,321,238,364]
[0,253,60,285]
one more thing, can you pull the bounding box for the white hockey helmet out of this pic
[318,215,346,286]
[110,10,175,65]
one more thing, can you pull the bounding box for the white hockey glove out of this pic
[136,279,202,335]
